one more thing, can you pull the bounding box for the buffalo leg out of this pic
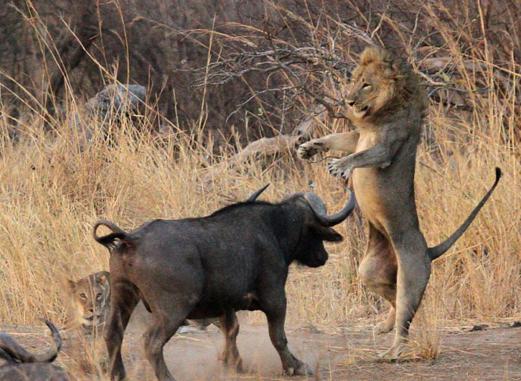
[143,316,186,381]
[105,281,140,381]
[265,298,312,376]
[143,291,197,381]
[218,310,243,372]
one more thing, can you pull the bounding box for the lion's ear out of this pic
[97,271,110,286]
[360,46,384,66]
[383,59,404,81]
[392,60,403,76]
[67,279,76,292]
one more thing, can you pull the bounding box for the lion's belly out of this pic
[352,168,390,217]
[352,166,415,230]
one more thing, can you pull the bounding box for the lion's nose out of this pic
[346,99,355,106]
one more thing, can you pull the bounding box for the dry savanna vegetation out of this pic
[0,0,520,379]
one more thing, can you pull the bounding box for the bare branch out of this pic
[203,104,326,184]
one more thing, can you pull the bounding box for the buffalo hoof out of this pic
[285,362,313,376]
[219,355,244,373]
[232,359,244,373]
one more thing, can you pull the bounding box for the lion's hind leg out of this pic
[375,299,396,335]
[358,224,398,335]
[384,229,431,360]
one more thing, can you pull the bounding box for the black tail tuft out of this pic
[495,167,502,181]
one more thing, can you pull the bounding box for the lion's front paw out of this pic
[327,157,353,179]
[297,140,326,160]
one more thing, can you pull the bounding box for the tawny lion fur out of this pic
[298,46,501,359]
[66,271,111,335]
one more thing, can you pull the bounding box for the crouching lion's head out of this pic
[346,46,427,123]
[67,271,110,334]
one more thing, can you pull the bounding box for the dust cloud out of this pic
[123,308,324,381]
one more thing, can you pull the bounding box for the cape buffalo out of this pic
[93,187,356,381]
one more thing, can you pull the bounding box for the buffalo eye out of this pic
[361,83,372,90]
[96,293,102,302]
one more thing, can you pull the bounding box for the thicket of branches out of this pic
[1,0,520,143]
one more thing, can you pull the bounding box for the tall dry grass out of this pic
[0,2,519,378]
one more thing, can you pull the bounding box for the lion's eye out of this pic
[96,293,102,301]
[79,293,87,300]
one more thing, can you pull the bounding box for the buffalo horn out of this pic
[304,190,356,226]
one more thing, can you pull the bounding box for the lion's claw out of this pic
[297,141,325,160]
[327,158,352,179]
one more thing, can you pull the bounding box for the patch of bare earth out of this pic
[3,316,521,381]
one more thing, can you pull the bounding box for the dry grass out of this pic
[0,0,520,378]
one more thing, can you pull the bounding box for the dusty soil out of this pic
[2,312,521,381]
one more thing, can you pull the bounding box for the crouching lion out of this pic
[298,46,502,359]
[67,271,111,335]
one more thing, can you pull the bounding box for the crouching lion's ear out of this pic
[96,271,110,286]
[311,225,343,242]
[67,279,76,292]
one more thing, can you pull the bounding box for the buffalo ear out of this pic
[311,225,343,242]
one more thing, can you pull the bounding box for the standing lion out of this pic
[298,46,501,359]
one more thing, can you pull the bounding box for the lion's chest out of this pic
[355,131,379,152]
[352,132,385,189]
[351,132,407,224]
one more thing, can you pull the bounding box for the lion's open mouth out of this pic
[353,105,370,118]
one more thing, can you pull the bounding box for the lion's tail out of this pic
[428,167,502,261]
[93,219,130,250]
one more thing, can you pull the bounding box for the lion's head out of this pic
[346,47,427,123]
[67,271,110,334]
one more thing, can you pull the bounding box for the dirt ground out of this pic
[3,307,521,381]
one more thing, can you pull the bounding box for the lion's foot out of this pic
[375,309,395,335]
[327,157,353,179]
[297,140,327,160]
[375,319,394,335]
[378,343,404,362]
